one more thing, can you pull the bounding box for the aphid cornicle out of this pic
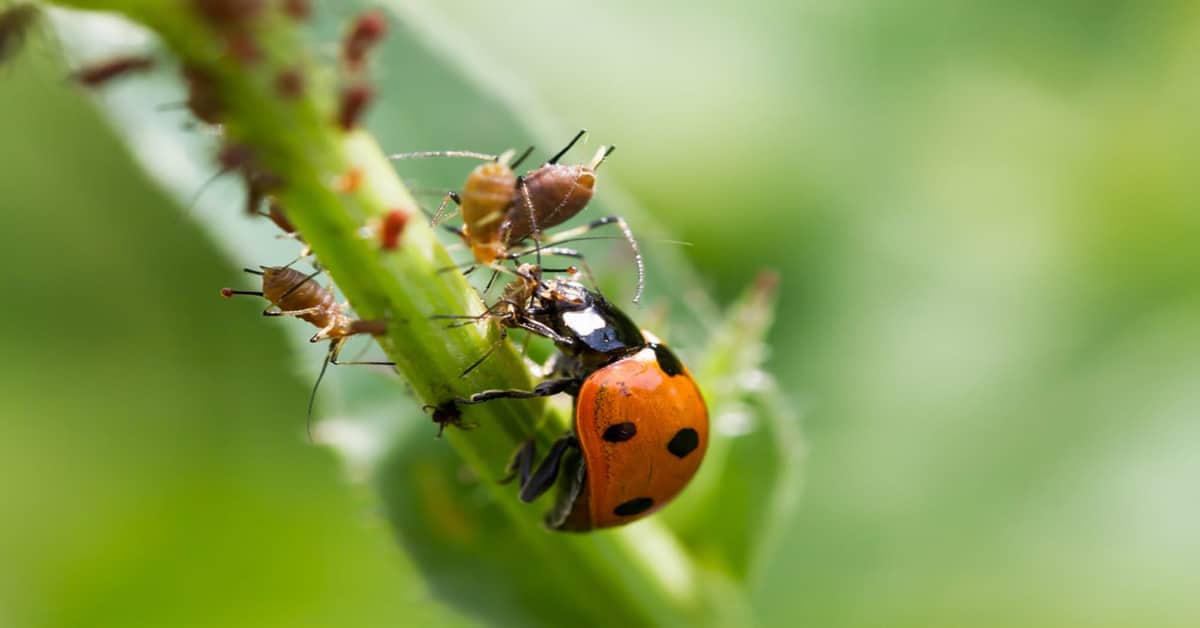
[222,266,391,435]
[441,266,708,531]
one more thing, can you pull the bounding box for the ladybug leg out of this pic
[457,377,577,405]
[499,439,537,486]
[517,433,578,503]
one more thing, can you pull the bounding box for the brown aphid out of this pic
[342,10,387,72]
[213,142,282,215]
[274,67,304,98]
[505,139,615,242]
[71,55,155,87]
[264,200,296,234]
[222,266,390,437]
[399,131,644,301]
[182,64,223,124]
[191,0,265,27]
[223,31,260,63]
[245,169,283,215]
[0,3,39,66]
[255,201,312,258]
[280,0,311,20]
[337,83,373,131]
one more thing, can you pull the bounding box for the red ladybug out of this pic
[447,268,708,531]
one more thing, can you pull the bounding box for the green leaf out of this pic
[664,272,806,582]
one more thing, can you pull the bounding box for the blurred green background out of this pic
[3,1,1199,626]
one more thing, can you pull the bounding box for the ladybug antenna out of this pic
[509,145,535,169]
[547,129,587,165]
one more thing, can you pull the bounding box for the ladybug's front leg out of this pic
[456,377,577,404]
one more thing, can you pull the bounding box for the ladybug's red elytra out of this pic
[446,267,708,531]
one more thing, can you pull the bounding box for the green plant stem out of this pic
[45,2,711,625]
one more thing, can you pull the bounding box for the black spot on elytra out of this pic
[613,496,654,517]
[651,344,684,377]
[667,428,699,458]
[602,422,637,442]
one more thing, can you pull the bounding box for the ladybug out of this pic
[449,267,708,531]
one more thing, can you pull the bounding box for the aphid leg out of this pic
[459,327,509,378]
[309,319,340,343]
[306,338,343,442]
[517,434,579,503]
[505,246,595,285]
[483,267,502,293]
[516,175,543,270]
[530,215,646,303]
[263,304,323,318]
[429,191,461,226]
[499,439,536,485]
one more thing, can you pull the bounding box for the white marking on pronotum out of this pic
[562,310,608,335]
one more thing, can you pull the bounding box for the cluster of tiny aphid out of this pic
[3,0,708,532]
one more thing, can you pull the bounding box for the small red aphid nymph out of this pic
[380,209,410,251]
[337,83,374,131]
[343,10,387,72]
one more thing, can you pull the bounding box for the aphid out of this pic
[379,208,410,251]
[223,31,260,63]
[0,3,39,66]
[441,266,708,531]
[263,200,296,235]
[191,0,265,28]
[334,166,364,193]
[337,83,373,131]
[222,266,390,436]
[274,67,304,99]
[182,64,223,124]
[280,0,311,20]
[71,55,154,87]
[391,131,645,301]
[505,132,616,242]
[342,10,387,73]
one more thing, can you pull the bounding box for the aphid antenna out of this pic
[242,267,265,275]
[221,288,263,297]
[388,150,496,161]
[546,129,587,165]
